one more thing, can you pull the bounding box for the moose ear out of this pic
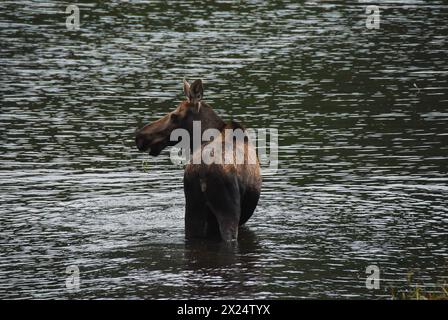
[183,78,191,101]
[189,79,203,101]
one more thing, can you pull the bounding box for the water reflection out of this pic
[184,227,261,269]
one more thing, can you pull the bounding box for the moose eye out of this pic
[197,94,201,99]
[170,113,179,122]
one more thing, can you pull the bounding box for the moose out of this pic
[135,79,261,242]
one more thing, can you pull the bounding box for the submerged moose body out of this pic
[135,79,261,242]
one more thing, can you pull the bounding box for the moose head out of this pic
[135,79,224,156]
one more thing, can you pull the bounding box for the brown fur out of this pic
[185,122,261,190]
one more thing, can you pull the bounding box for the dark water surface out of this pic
[1,1,447,299]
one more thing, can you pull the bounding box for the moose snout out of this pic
[135,131,149,152]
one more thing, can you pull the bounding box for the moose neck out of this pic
[197,102,226,132]
[189,102,226,151]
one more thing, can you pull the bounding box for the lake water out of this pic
[1,1,447,299]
